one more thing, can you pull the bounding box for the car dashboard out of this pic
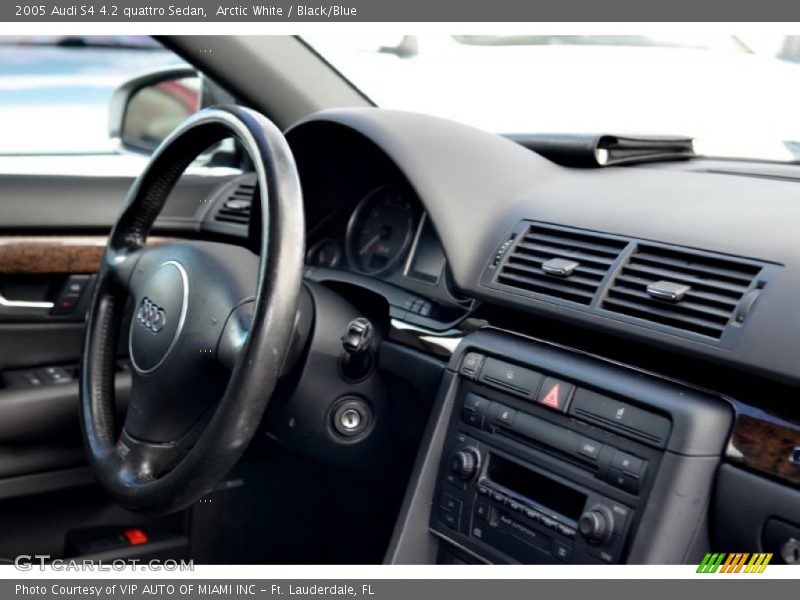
[1,106,799,566]
[181,108,800,565]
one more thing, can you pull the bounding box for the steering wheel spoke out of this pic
[217,300,253,370]
[105,246,145,295]
[114,429,184,485]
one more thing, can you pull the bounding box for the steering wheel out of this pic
[79,106,304,515]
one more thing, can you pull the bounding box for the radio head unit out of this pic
[435,427,635,564]
[424,330,732,565]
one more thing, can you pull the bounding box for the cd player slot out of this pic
[493,408,600,472]
[496,428,596,474]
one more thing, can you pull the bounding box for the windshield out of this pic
[0,35,187,155]
[304,34,800,162]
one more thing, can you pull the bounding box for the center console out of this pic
[385,328,733,565]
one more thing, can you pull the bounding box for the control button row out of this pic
[459,354,575,413]
[461,395,648,497]
[460,353,673,448]
[476,485,576,539]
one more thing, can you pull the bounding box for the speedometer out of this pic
[346,185,415,275]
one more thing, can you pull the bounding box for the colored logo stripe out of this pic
[721,553,749,573]
[745,553,773,573]
[697,553,772,573]
[697,553,726,573]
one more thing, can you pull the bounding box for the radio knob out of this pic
[578,506,614,545]
[450,448,479,480]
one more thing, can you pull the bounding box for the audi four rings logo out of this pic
[136,298,166,333]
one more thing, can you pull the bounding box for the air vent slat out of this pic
[633,250,760,283]
[216,213,249,225]
[521,233,625,257]
[500,265,602,290]
[507,256,606,279]
[621,265,748,297]
[607,287,732,322]
[602,297,726,337]
[602,243,763,339]
[493,223,627,306]
[512,247,614,276]
[516,243,617,268]
[614,275,740,310]
[497,273,596,303]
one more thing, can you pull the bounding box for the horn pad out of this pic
[129,261,188,374]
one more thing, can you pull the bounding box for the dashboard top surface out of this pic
[283,108,800,387]
[2,106,798,387]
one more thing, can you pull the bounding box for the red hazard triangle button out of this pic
[536,377,575,412]
[541,385,561,408]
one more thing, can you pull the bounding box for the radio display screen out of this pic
[487,454,586,521]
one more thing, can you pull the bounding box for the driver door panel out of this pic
[0,170,233,561]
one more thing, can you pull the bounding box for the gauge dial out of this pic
[306,239,342,268]
[346,186,415,275]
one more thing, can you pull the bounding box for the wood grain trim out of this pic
[727,410,800,486]
[0,237,107,274]
[0,236,175,274]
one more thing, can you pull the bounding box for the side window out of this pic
[0,36,187,155]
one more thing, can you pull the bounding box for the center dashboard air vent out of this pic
[601,244,766,340]
[482,220,779,347]
[488,222,629,306]
[213,178,256,226]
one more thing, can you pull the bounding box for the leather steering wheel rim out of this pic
[79,105,304,515]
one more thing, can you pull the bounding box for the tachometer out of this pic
[346,185,415,275]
